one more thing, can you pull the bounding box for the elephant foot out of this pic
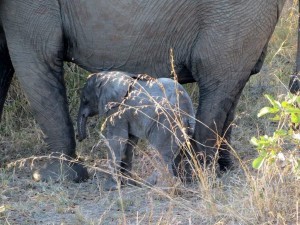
[173,158,194,184]
[104,173,158,191]
[145,171,159,186]
[32,159,89,183]
[218,157,234,173]
[121,171,159,188]
[104,176,119,191]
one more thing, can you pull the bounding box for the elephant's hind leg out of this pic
[190,35,264,172]
[192,71,249,172]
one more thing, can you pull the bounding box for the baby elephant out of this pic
[77,71,195,190]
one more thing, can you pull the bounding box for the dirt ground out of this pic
[0,133,250,225]
[0,151,255,225]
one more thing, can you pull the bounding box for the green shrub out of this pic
[251,93,300,174]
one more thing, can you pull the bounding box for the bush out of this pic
[251,93,300,174]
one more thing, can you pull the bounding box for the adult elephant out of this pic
[0,0,286,182]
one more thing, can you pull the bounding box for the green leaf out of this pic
[260,150,267,157]
[264,94,275,106]
[291,113,300,123]
[281,101,290,108]
[252,156,265,169]
[274,129,287,136]
[250,137,259,146]
[258,135,273,145]
[288,128,294,136]
[257,107,279,117]
[265,94,281,108]
[270,114,281,121]
[295,96,300,104]
[285,107,300,113]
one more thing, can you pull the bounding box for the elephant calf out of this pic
[77,71,195,190]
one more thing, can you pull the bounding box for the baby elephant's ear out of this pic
[95,72,132,115]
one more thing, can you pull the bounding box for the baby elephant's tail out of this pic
[180,113,195,141]
[186,116,196,138]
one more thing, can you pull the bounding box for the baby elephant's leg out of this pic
[120,135,139,185]
[161,149,177,177]
[144,147,178,188]
[104,122,129,191]
[148,131,179,186]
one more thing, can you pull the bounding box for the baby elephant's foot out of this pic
[104,176,119,191]
[121,176,143,188]
[119,172,158,188]
[145,171,159,187]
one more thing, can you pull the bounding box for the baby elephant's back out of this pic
[136,78,195,137]
[159,78,195,136]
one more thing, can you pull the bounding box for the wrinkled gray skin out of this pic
[0,0,286,182]
[78,71,195,190]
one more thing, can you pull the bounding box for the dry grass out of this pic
[1,1,300,224]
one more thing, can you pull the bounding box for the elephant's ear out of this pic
[95,71,132,116]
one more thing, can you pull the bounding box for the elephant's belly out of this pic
[71,43,171,78]
[67,26,173,77]
[61,0,196,80]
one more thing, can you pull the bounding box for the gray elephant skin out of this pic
[0,0,286,181]
[77,71,195,190]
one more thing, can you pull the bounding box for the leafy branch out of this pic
[251,94,300,173]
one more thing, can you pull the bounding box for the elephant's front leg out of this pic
[104,120,129,191]
[10,62,88,182]
[2,1,88,182]
[15,62,88,182]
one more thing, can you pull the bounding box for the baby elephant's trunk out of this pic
[77,114,88,142]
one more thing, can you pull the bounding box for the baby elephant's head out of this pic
[77,74,99,141]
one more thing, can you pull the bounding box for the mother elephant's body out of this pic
[0,0,286,181]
